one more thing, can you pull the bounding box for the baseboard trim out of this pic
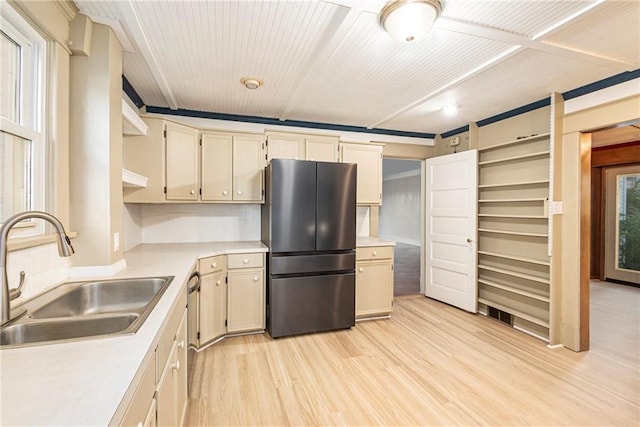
[68,259,127,278]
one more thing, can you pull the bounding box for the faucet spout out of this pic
[0,211,74,326]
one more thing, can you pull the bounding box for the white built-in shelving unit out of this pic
[122,100,149,188]
[477,132,551,340]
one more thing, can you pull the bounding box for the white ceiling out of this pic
[75,0,640,136]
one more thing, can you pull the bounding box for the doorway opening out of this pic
[380,158,422,296]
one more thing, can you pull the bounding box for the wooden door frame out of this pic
[561,94,640,351]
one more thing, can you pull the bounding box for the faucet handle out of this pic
[9,271,26,301]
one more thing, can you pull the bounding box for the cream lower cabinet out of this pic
[226,253,265,333]
[355,246,394,319]
[340,142,383,205]
[197,255,227,345]
[119,351,157,427]
[156,309,188,427]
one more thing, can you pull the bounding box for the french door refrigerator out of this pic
[262,159,357,338]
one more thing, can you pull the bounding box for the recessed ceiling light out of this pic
[241,78,262,90]
[442,104,459,116]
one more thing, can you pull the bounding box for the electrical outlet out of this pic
[114,232,120,251]
[552,202,563,215]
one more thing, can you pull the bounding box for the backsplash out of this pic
[124,204,371,250]
[7,242,71,303]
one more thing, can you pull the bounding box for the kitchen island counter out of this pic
[357,236,396,248]
[0,241,267,426]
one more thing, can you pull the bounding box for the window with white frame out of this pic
[1,6,46,236]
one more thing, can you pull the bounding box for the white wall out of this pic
[8,243,71,304]
[379,169,421,246]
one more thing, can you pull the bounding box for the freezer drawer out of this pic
[270,252,355,276]
[268,273,355,338]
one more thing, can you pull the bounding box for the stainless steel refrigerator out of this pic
[262,159,357,338]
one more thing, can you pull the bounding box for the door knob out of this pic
[190,189,195,195]
[467,238,473,243]
[237,190,243,195]
[223,190,228,196]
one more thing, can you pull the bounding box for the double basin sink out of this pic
[0,276,173,348]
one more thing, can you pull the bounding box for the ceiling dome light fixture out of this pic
[241,78,262,90]
[378,0,443,42]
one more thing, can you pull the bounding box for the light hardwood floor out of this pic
[187,283,639,426]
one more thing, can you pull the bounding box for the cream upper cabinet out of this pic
[305,135,339,162]
[165,122,200,201]
[340,142,383,205]
[233,134,265,202]
[355,246,394,319]
[123,118,167,203]
[266,132,339,163]
[201,133,233,201]
[266,132,304,161]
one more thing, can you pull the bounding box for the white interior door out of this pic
[425,150,478,312]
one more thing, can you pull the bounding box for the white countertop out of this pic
[0,241,267,426]
[356,236,396,247]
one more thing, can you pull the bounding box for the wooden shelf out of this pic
[122,168,148,188]
[479,132,551,152]
[479,151,550,166]
[479,179,549,189]
[478,264,550,284]
[479,198,546,203]
[478,228,548,238]
[122,99,148,136]
[478,250,550,266]
[478,298,549,328]
[478,279,550,302]
[478,214,547,219]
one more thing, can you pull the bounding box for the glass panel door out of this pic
[605,164,640,285]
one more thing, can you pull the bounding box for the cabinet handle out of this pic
[190,189,195,195]
[223,190,228,196]
[216,280,221,286]
[372,251,377,256]
[243,258,249,264]
[177,340,185,349]
[358,267,364,273]
[237,190,243,195]
[253,276,259,282]
[137,422,143,427]
[211,262,217,268]
[172,360,180,371]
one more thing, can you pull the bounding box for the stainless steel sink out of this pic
[0,276,173,348]
[0,314,139,346]
[30,277,170,319]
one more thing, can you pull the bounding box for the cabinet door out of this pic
[175,312,188,427]
[306,136,338,162]
[267,133,304,161]
[165,122,200,201]
[201,133,233,201]
[233,135,264,202]
[356,260,393,318]
[340,143,383,205]
[199,270,227,344]
[227,268,264,333]
[156,344,178,427]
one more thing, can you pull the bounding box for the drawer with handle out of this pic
[199,255,225,275]
[356,246,394,261]
[227,253,264,269]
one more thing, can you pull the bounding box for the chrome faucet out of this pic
[1,211,74,326]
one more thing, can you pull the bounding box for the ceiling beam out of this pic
[116,0,178,109]
[278,4,365,121]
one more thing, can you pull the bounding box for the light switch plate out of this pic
[552,201,563,215]
[114,232,120,251]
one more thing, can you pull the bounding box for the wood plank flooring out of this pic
[187,283,639,426]
[393,243,421,296]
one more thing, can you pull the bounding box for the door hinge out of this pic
[262,189,265,196]
[197,331,200,340]
[391,264,394,271]
[225,276,228,284]
[265,154,268,161]
[163,186,167,194]
[163,129,167,138]
[225,319,228,326]
[199,188,202,195]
